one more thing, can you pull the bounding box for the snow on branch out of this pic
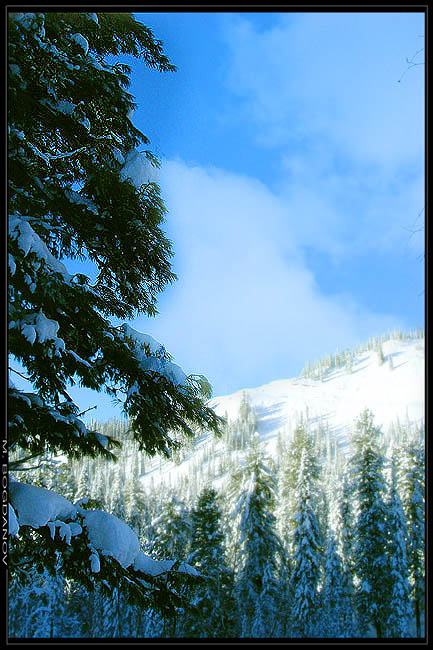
[8,214,72,281]
[120,323,188,388]
[8,479,201,581]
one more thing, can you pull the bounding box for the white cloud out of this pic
[133,159,402,396]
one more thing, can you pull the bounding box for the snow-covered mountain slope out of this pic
[141,336,424,488]
[209,337,425,452]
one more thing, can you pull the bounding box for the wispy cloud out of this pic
[223,12,424,164]
[221,12,425,260]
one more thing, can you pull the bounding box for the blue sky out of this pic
[13,10,426,422]
[126,12,425,390]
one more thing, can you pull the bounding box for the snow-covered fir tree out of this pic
[321,531,351,638]
[289,446,323,638]
[350,409,391,637]
[229,433,284,637]
[185,487,236,637]
[385,457,412,637]
[397,438,425,637]
[152,493,192,562]
[74,463,91,504]
[124,459,146,535]
[277,418,321,554]
[334,471,355,636]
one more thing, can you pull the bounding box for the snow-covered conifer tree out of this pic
[8,10,221,612]
[74,464,91,504]
[385,459,412,637]
[289,447,323,638]
[229,434,284,637]
[334,471,355,636]
[278,419,320,553]
[350,409,390,637]
[320,531,353,638]
[109,470,127,522]
[397,439,425,637]
[124,462,146,535]
[152,493,191,561]
[185,487,236,637]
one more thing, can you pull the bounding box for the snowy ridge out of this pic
[210,337,424,450]
[140,336,425,488]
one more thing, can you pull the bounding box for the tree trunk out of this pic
[374,619,382,638]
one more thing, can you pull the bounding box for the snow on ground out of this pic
[140,337,424,489]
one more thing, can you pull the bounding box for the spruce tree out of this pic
[350,409,390,637]
[334,471,355,636]
[124,462,146,535]
[109,470,127,522]
[385,459,412,638]
[74,464,91,504]
[229,434,284,637]
[152,493,191,562]
[186,487,236,637]
[321,532,351,638]
[397,439,425,637]
[278,419,320,553]
[289,447,322,638]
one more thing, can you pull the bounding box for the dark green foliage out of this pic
[8,10,221,465]
[8,10,222,628]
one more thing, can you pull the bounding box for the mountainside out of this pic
[140,334,425,490]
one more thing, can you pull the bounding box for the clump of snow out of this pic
[95,433,109,448]
[69,350,92,367]
[81,509,140,569]
[133,552,201,578]
[87,13,99,25]
[64,189,99,215]
[18,310,65,354]
[9,214,72,281]
[90,551,101,573]
[55,100,76,115]
[11,13,37,30]
[9,480,77,529]
[120,150,159,188]
[47,519,80,545]
[112,147,125,165]
[121,324,165,356]
[71,33,89,56]
[78,116,91,132]
[9,504,19,537]
[121,324,188,388]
